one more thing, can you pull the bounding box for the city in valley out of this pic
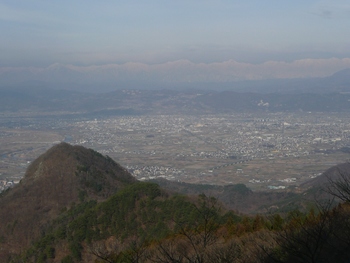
[1,112,350,192]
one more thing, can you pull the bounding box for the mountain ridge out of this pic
[0,143,348,262]
[1,66,349,93]
[2,88,350,115]
[0,142,136,261]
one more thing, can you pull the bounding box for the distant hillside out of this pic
[215,68,350,94]
[2,88,350,116]
[0,68,349,115]
[193,91,350,113]
[301,162,350,190]
[2,144,350,262]
[1,65,349,93]
[0,143,245,262]
[152,178,321,214]
[0,142,136,261]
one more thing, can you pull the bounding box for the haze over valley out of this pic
[2,1,350,262]
[2,89,350,193]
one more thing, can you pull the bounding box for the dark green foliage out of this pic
[90,149,104,158]
[76,165,88,173]
[225,183,251,194]
[67,145,136,200]
[269,214,284,231]
[19,233,57,263]
[36,253,47,263]
[261,203,350,263]
[78,189,87,202]
[95,182,175,241]
[55,225,66,239]
[69,241,83,260]
[8,142,350,263]
[20,181,240,262]
[79,171,104,193]
[45,246,55,259]
[61,255,74,263]
[106,155,116,164]
[222,210,241,224]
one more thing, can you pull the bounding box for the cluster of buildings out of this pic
[2,112,350,191]
[127,165,185,181]
[68,113,350,184]
[0,179,19,192]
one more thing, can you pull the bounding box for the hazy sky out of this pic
[1,0,350,85]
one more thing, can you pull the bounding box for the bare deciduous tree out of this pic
[326,166,350,203]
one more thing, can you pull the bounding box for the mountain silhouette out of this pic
[0,142,136,261]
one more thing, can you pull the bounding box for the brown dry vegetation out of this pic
[0,142,136,261]
[1,143,350,262]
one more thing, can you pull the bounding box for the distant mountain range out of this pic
[0,65,349,93]
[222,68,350,94]
[2,86,350,115]
[0,67,349,115]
